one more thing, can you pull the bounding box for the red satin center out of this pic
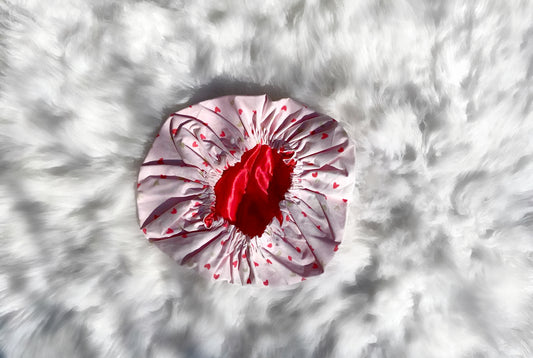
[214,144,294,238]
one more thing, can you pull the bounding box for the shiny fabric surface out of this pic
[213,144,294,238]
[136,95,355,286]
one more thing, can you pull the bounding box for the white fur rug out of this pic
[1,1,532,357]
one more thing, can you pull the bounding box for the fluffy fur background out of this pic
[1,0,532,357]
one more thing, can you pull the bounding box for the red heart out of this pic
[204,263,211,270]
[338,147,344,153]
[254,262,259,267]
[281,105,287,111]
[267,243,273,248]
[238,108,243,115]
[233,261,238,268]
[220,130,226,137]
[157,158,164,164]
[321,133,328,139]
[312,172,318,178]
[182,233,187,238]
[316,225,321,230]
[154,214,159,219]
[202,161,209,167]
[296,247,301,253]
[171,208,177,214]
[266,259,272,264]
[142,228,147,234]
[213,273,220,279]
[242,253,247,259]
[333,182,339,189]
[301,277,306,281]
[263,280,269,286]
[229,150,236,155]
[221,240,226,245]
[246,278,252,284]
[200,133,206,140]
[204,212,214,228]
[166,228,174,234]
[288,256,292,261]
[285,215,290,221]
[214,106,221,113]
[192,141,198,147]
[302,211,307,217]
[312,263,319,269]
[291,118,296,123]
[194,202,201,207]
[172,128,177,135]
[334,245,338,252]
[342,198,348,203]
[156,134,160,138]
[160,174,167,179]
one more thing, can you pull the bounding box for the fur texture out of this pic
[1,0,532,357]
